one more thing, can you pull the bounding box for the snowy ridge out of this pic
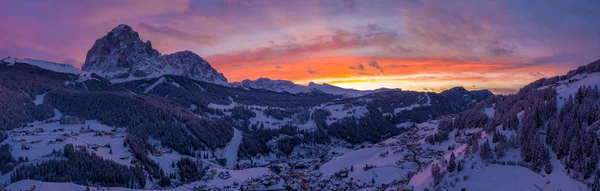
[237,78,399,97]
[1,57,82,75]
[1,57,101,84]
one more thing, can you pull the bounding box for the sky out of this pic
[1,0,599,94]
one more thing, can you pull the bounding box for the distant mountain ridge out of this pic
[234,78,399,97]
[4,24,494,98]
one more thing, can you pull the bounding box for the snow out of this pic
[317,104,368,125]
[1,57,99,85]
[404,112,587,191]
[2,57,17,66]
[208,101,297,130]
[8,180,92,191]
[237,78,399,97]
[1,57,82,75]
[517,110,525,123]
[396,122,415,128]
[320,146,410,184]
[394,94,432,114]
[394,104,420,114]
[320,121,442,186]
[7,168,280,191]
[224,128,243,169]
[452,164,587,191]
[7,180,192,191]
[144,77,167,93]
[202,167,274,188]
[424,93,431,106]
[208,97,237,110]
[147,146,190,175]
[34,93,47,106]
[555,73,600,111]
[0,120,132,167]
[208,102,236,110]
[170,81,182,88]
[483,104,495,118]
[249,109,294,129]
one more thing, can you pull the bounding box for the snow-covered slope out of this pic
[236,78,397,97]
[554,73,600,110]
[1,57,82,75]
[82,24,228,85]
[0,57,101,83]
[7,179,192,191]
[224,128,243,169]
[534,72,600,110]
[451,163,586,191]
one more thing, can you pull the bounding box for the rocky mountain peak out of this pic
[109,24,135,37]
[82,24,228,85]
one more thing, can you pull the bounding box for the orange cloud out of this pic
[209,54,563,94]
[2,0,596,95]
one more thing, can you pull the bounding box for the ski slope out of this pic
[224,128,243,169]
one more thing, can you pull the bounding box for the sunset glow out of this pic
[1,0,599,94]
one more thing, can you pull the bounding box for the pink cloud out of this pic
[80,0,191,24]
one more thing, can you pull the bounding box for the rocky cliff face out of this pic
[161,51,228,86]
[82,24,228,85]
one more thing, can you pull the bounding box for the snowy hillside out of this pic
[1,57,82,75]
[0,57,100,84]
[550,72,600,110]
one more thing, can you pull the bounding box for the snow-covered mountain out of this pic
[82,24,228,85]
[236,78,397,97]
[236,78,306,93]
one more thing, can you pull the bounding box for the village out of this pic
[1,113,469,191]
[189,120,461,190]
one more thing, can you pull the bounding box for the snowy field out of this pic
[452,163,587,191]
[0,120,131,167]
